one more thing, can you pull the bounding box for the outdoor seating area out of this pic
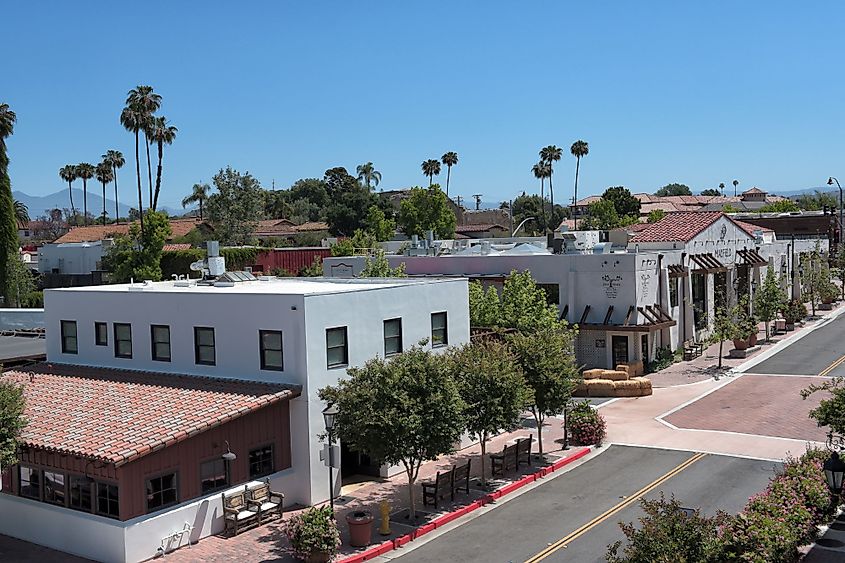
[491,436,533,477]
[576,363,653,398]
[683,339,704,361]
[421,459,472,509]
[223,482,284,536]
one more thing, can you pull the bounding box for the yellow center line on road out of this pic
[819,353,845,377]
[523,452,708,563]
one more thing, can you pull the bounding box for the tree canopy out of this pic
[469,271,560,331]
[602,186,641,218]
[0,380,26,467]
[796,190,839,211]
[206,167,264,245]
[759,200,800,213]
[700,188,721,196]
[654,183,692,197]
[647,209,667,223]
[753,265,787,340]
[103,210,172,282]
[358,250,406,277]
[397,185,456,238]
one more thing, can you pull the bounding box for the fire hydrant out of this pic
[379,500,391,536]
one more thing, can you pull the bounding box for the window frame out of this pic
[199,457,229,494]
[113,323,132,359]
[194,327,216,366]
[42,470,67,506]
[68,474,93,512]
[325,326,348,368]
[145,471,179,514]
[383,318,403,357]
[248,444,275,479]
[61,320,78,354]
[96,481,120,519]
[431,311,448,347]
[151,324,171,362]
[259,330,284,371]
[18,465,41,500]
[94,322,108,346]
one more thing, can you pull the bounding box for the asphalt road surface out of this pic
[387,445,780,563]
[748,313,845,376]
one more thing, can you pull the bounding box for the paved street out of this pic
[748,313,845,376]
[385,445,780,563]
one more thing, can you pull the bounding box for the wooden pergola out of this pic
[577,303,676,332]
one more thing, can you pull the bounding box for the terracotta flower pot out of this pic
[733,338,749,350]
[304,552,331,563]
[747,333,758,347]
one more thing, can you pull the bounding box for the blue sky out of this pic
[3,1,844,210]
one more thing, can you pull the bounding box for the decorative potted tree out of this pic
[730,297,756,350]
[781,299,807,331]
[285,506,341,563]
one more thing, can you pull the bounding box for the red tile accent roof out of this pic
[162,243,192,251]
[254,220,329,236]
[743,187,766,195]
[55,219,207,244]
[6,364,300,466]
[734,220,774,235]
[455,223,507,233]
[630,212,725,243]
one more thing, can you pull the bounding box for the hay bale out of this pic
[614,386,644,397]
[602,370,629,381]
[628,360,644,376]
[586,379,615,397]
[583,369,605,380]
[614,379,639,391]
[573,382,589,397]
[631,377,652,391]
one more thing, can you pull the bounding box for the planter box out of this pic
[820,303,833,311]
[729,345,761,359]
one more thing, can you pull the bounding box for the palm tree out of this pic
[532,161,551,231]
[441,152,459,198]
[0,104,18,300]
[95,162,114,225]
[540,145,563,215]
[719,182,725,196]
[102,150,125,222]
[58,165,78,224]
[75,163,95,226]
[569,141,589,230]
[14,200,29,226]
[120,103,147,237]
[126,86,162,206]
[148,116,177,211]
[732,179,739,197]
[182,183,210,220]
[356,162,382,190]
[421,159,441,186]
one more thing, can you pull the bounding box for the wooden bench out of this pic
[683,339,703,361]
[246,481,284,524]
[516,436,533,467]
[491,442,519,477]
[222,489,258,535]
[452,459,471,497]
[421,468,454,509]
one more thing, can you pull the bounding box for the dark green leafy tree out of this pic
[6,251,36,307]
[397,186,456,238]
[359,250,406,277]
[356,162,381,190]
[421,159,441,186]
[364,205,395,241]
[803,377,845,436]
[450,340,532,485]
[58,165,78,224]
[831,243,845,301]
[753,265,786,341]
[441,152,459,198]
[647,209,666,223]
[290,178,330,211]
[148,115,177,211]
[95,161,114,225]
[654,183,692,197]
[319,347,465,520]
[540,145,562,213]
[0,379,26,467]
[581,199,622,230]
[797,190,838,211]
[499,270,560,332]
[103,210,172,282]
[570,140,589,230]
[759,200,800,213]
[326,186,375,236]
[468,281,501,327]
[700,188,721,196]
[102,150,125,223]
[75,163,95,226]
[181,183,210,220]
[0,103,18,303]
[602,186,641,218]
[507,324,580,457]
[206,167,265,245]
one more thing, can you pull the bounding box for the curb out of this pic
[337,447,591,562]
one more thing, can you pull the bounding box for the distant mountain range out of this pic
[12,189,180,219]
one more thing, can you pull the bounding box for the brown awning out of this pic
[667,264,688,278]
[690,253,727,273]
[578,303,676,332]
[737,248,768,267]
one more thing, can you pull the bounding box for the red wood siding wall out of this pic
[253,248,331,275]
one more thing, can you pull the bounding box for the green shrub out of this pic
[567,400,606,446]
[284,506,341,560]
[648,346,676,373]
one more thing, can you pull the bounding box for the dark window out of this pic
[19,466,40,500]
[61,320,77,354]
[146,473,178,513]
[669,279,679,308]
[326,327,348,368]
[259,330,284,371]
[151,325,171,362]
[194,327,215,366]
[43,470,66,506]
[431,312,448,347]
[96,482,120,519]
[538,283,560,306]
[114,323,132,358]
[383,318,403,356]
[95,322,108,346]
[69,475,92,512]
[200,458,228,493]
[249,445,275,479]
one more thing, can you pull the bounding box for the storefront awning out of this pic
[737,248,768,267]
[578,304,676,332]
[690,253,727,273]
[667,264,688,278]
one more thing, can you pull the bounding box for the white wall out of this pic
[0,308,44,330]
[38,243,105,274]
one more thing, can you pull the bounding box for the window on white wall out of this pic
[61,320,77,354]
[326,327,348,368]
[431,312,448,347]
[259,330,284,371]
[383,318,403,356]
[114,323,132,358]
[151,325,171,362]
[194,327,216,366]
[669,279,679,308]
[94,322,108,346]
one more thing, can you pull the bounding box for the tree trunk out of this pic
[429,174,432,187]
[134,130,144,239]
[533,408,544,457]
[82,179,88,226]
[548,164,554,224]
[718,339,723,369]
[199,199,203,221]
[540,178,547,232]
[446,166,451,198]
[67,181,76,226]
[153,140,163,211]
[407,469,416,521]
[480,433,487,487]
[102,181,107,225]
[144,133,153,207]
[573,157,581,231]
[112,166,119,224]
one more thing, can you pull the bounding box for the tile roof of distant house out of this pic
[54,219,207,244]
[743,187,767,195]
[6,363,301,466]
[253,220,329,236]
[733,219,775,235]
[455,223,507,233]
[630,211,727,243]
[162,243,192,251]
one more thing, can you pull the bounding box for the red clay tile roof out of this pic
[743,187,766,195]
[630,212,725,243]
[455,223,507,233]
[55,219,208,244]
[162,243,192,251]
[254,220,329,236]
[734,220,774,235]
[6,364,300,467]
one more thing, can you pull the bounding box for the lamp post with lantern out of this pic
[824,432,845,505]
[322,403,339,514]
[828,177,843,246]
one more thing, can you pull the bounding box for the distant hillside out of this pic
[13,189,179,218]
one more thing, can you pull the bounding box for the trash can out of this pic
[346,510,374,547]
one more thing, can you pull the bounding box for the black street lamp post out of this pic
[824,432,845,503]
[323,403,339,513]
[828,177,843,245]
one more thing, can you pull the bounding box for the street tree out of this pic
[468,281,501,327]
[58,165,78,224]
[421,159,441,186]
[148,115,177,211]
[75,163,95,226]
[450,340,532,486]
[753,265,786,341]
[358,250,406,277]
[102,150,125,223]
[654,183,692,197]
[397,186,456,238]
[103,210,172,282]
[801,247,825,317]
[507,324,580,457]
[95,161,114,225]
[581,199,621,230]
[602,186,641,219]
[319,347,465,520]
[0,379,26,468]
[831,243,845,301]
[206,167,264,245]
[364,205,395,241]
[499,270,560,332]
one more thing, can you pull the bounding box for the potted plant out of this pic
[745,315,759,347]
[781,299,806,331]
[820,281,838,308]
[285,506,341,563]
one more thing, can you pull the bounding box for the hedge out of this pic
[160,247,261,279]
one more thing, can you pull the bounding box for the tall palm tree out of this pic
[148,116,177,211]
[569,141,589,230]
[540,145,563,214]
[719,182,725,196]
[732,179,739,197]
[75,163,95,226]
[356,162,382,190]
[182,183,210,220]
[0,104,18,300]
[58,165,78,224]
[441,152,459,198]
[421,159,441,186]
[126,86,162,206]
[95,161,114,225]
[102,150,125,222]
[120,103,147,237]
[14,200,29,226]
[532,161,551,231]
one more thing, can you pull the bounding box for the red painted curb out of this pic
[393,533,412,548]
[414,522,436,539]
